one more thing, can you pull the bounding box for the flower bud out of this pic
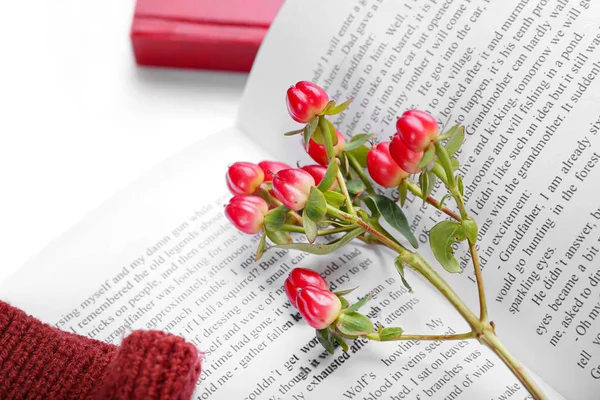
[286,81,329,123]
[367,142,409,188]
[272,169,316,211]
[226,162,264,195]
[296,287,342,330]
[259,161,291,182]
[284,268,329,308]
[307,129,346,166]
[224,195,268,234]
[389,135,423,174]
[300,165,338,190]
[396,110,439,152]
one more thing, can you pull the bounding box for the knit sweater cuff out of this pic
[0,300,201,399]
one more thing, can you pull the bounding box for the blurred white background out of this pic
[0,1,246,283]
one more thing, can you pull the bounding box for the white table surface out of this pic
[0,1,246,285]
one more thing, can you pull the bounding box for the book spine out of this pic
[130,17,267,72]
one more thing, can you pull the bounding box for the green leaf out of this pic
[255,232,267,261]
[284,128,304,136]
[434,141,455,186]
[303,212,318,243]
[346,179,366,195]
[335,287,358,296]
[264,206,288,231]
[327,118,339,145]
[418,145,436,168]
[345,145,369,167]
[316,329,335,354]
[338,295,349,309]
[343,292,372,313]
[333,334,349,352]
[419,171,431,202]
[317,159,338,192]
[321,100,336,114]
[451,157,460,172]
[325,98,353,115]
[429,221,467,274]
[324,191,346,208]
[379,327,404,341]
[445,125,465,155]
[364,194,418,248]
[462,217,478,243]
[393,257,413,293]
[344,133,374,152]
[266,229,291,245]
[305,187,327,221]
[398,181,408,207]
[439,193,451,209]
[276,228,364,255]
[253,187,272,204]
[303,117,319,149]
[336,312,374,336]
[457,175,464,197]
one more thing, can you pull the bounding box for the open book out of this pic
[2,0,600,398]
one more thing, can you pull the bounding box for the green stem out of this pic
[367,331,474,342]
[319,116,335,162]
[336,169,356,215]
[481,329,547,400]
[279,224,356,236]
[346,152,375,194]
[405,178,461,221]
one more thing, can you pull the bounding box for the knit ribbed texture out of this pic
[0,301,201,400]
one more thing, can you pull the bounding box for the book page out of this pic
[0,126,556,399]
[238,0,600,398]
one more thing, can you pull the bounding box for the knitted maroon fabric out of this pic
[0,301,201,399]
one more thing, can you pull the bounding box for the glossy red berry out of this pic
[296,287,342,330]
[224,195,268,234]
[272,169,316,211]
[389,135,423,174]
[367,142,409,188]
[300,165,338,190]
[284,268,328,308]
[286,81,330,123]
[226,162,264,195]
[396,109,439,152]
[307,129,346,166]
[258,161,291,182]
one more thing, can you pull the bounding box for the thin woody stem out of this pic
[405,178,461,221]
[367,331,475,342]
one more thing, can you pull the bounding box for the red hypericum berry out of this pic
[367,142,409,188]
[272,169,316,211]
[259,161,291,182]
[296,287,342,330]
[396,110,439,152]
[307,129,346,166]
[300,165,338,190]
[224,195,268,234]
[226,162,265,195]
[284,268,329,308]
[389,135,423,174]
[286,81,330,123]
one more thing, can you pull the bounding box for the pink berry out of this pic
[226,162,264,196]
[272,169,316,211]
[307,129,346,166]
[396,110,439,152]
[284,268,329,308]
[259,161,291,182]
[367,142,409,188]
[300,165,338,190]
[296,287,342,330]
[286,81,330,123]
[389,135,423,174]
[224,195,268,234]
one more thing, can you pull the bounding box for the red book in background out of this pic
[131,0,284,72]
